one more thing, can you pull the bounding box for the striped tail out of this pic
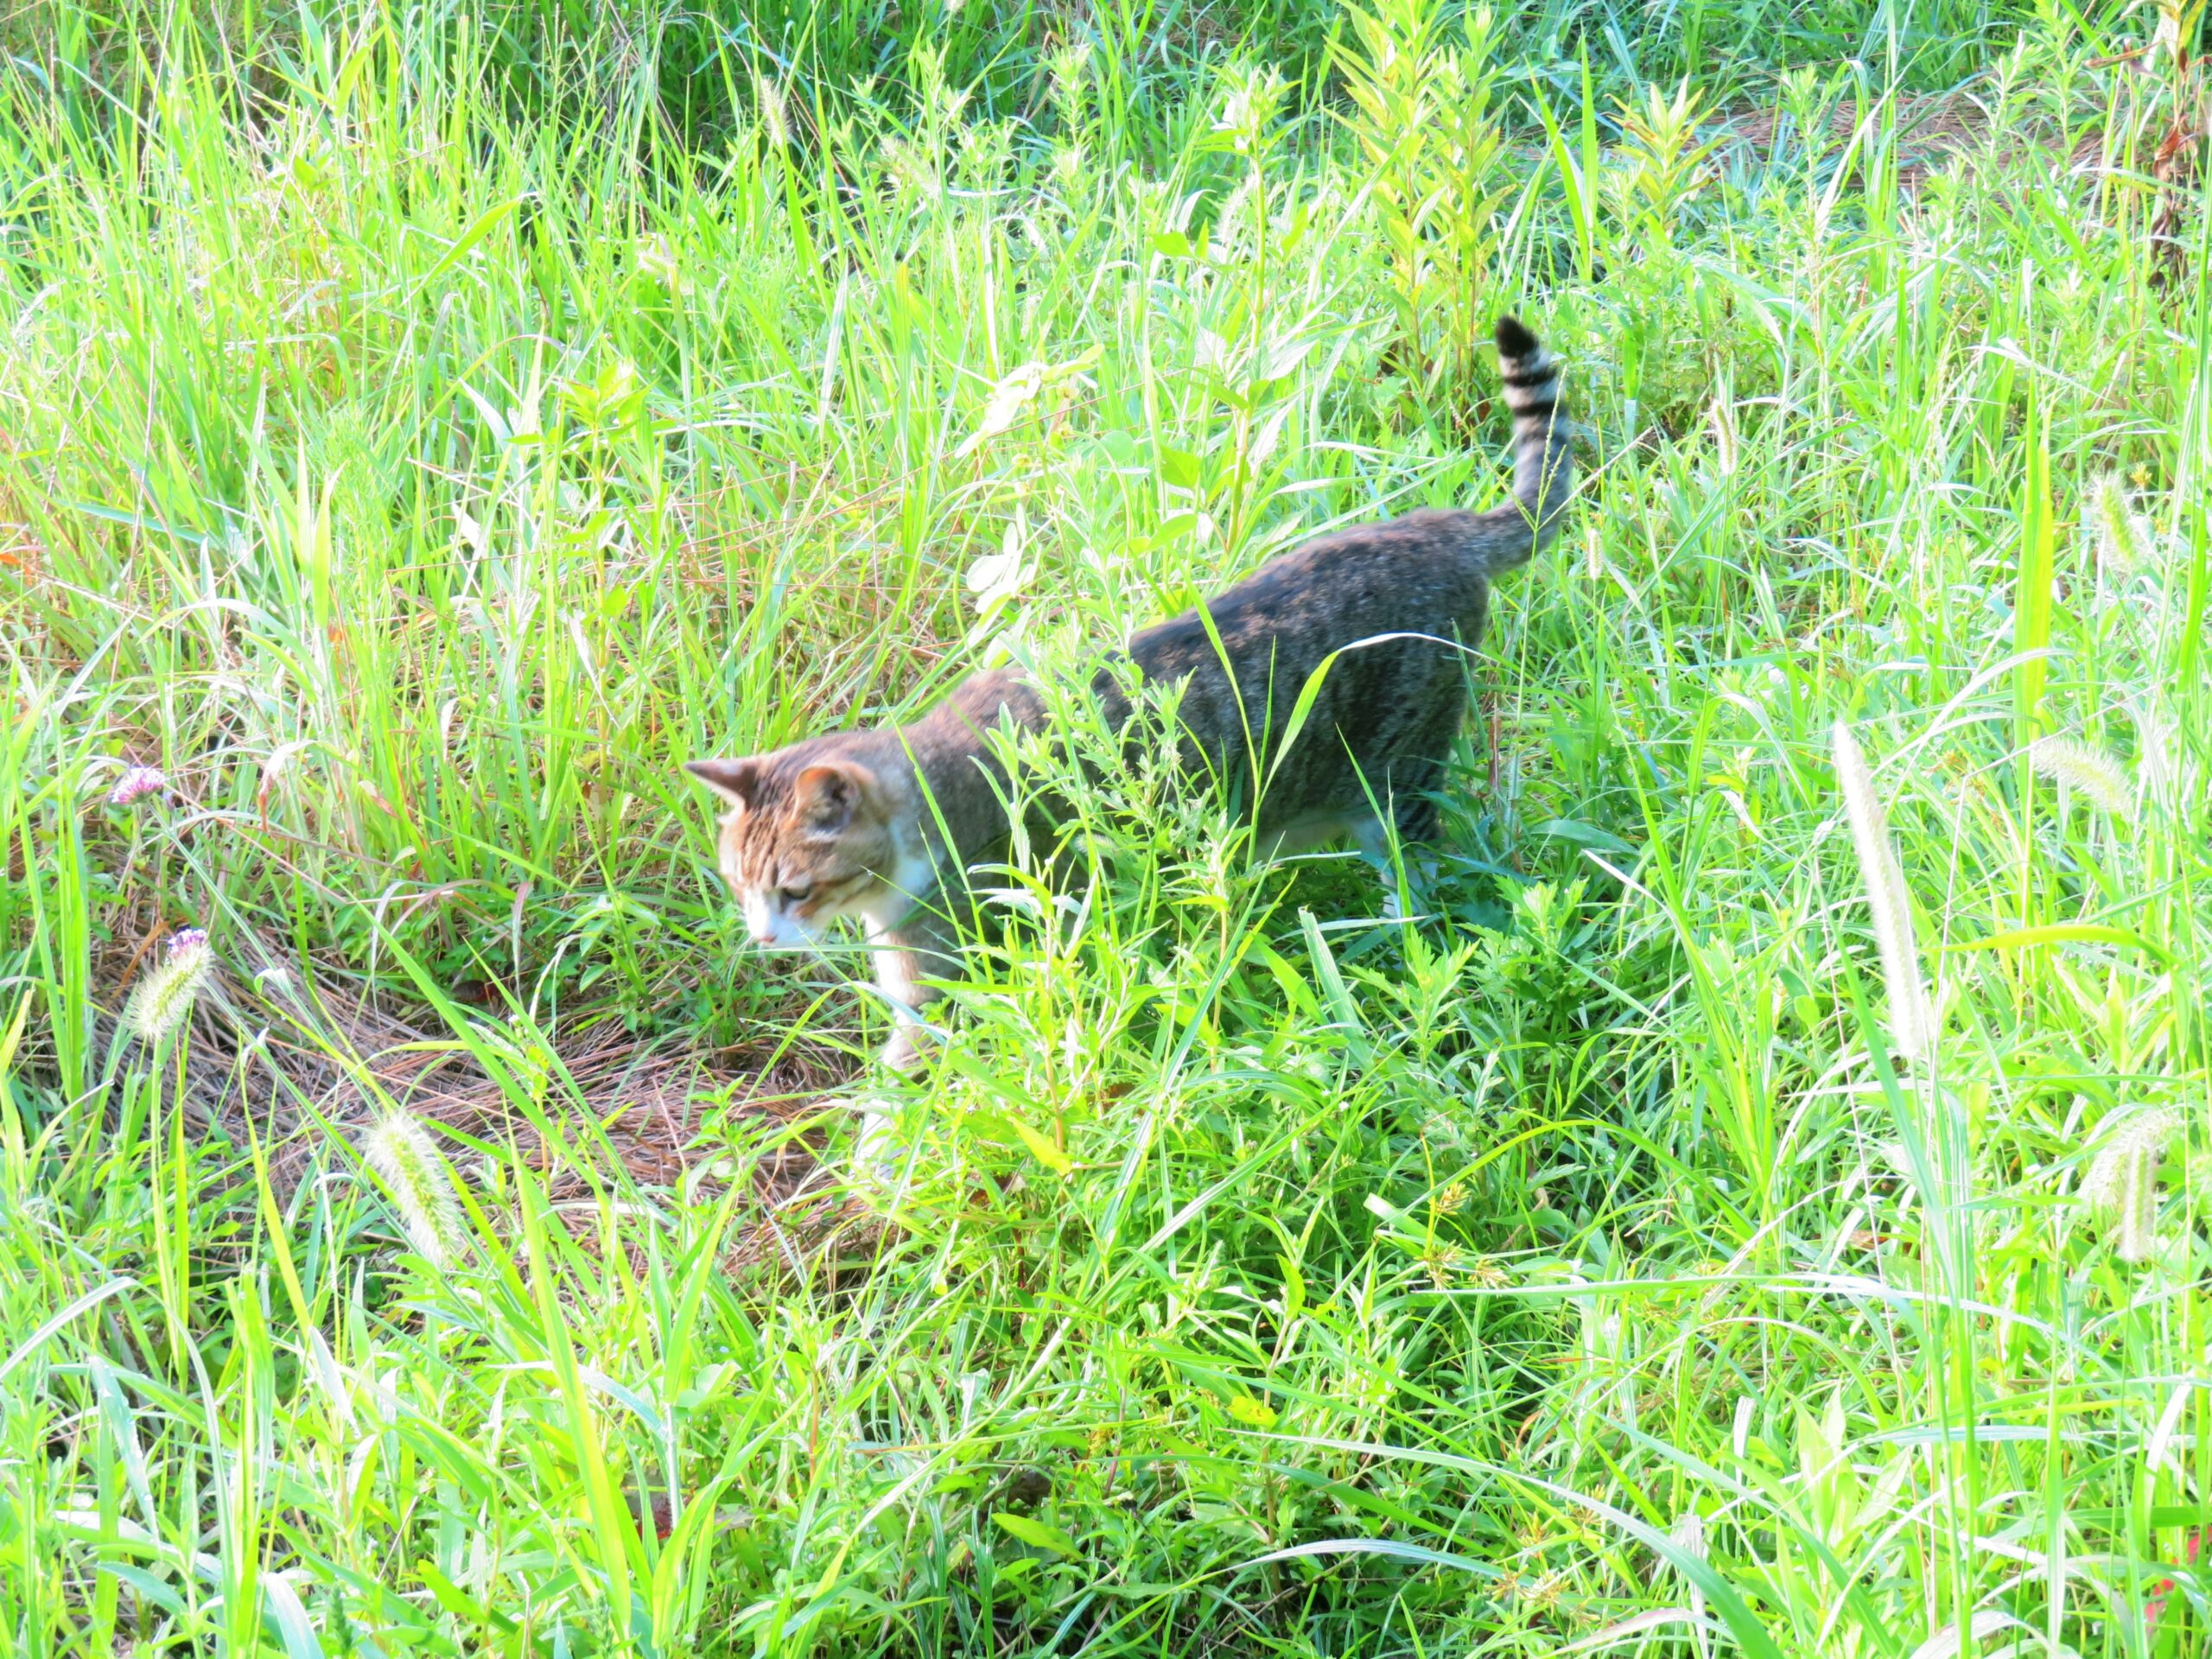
[1466,315,1572,575]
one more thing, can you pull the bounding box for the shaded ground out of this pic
[64,912,887,1273]
[1718,81,2128,190]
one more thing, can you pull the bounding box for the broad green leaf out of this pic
[995,1513,1079,1558]
[1007,1116,1074,1176]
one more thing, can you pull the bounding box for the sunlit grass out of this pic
[1,1,2207,1656]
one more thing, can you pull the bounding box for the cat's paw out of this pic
[879,1025,931,1071]
[1376,855,1441,925]
[851,1098,906,1189]
[1378,889,1437,925]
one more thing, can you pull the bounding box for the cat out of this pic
[688,315,1570,1083]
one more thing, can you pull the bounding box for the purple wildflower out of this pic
[107,765,168,808]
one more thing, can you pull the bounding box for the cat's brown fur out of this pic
[689,315,1570,1073]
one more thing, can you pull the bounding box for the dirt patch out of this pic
[40,926,890,1279]
[1717,86,2110,193]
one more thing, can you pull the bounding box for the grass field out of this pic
[3,0,2209,1654]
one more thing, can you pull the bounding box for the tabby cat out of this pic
[689,315,1569,1075]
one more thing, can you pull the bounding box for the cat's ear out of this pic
[793,762,872,836]
[685,758,763,811]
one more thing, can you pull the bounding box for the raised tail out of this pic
[1465,315,1572,575]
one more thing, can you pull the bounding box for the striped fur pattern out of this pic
[688,316,1571,1074]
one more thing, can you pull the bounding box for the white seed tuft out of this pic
[755,74,788,150]
[1832,722,1933,1064]
[2086,473,2150,575]
[124,929,213,1043]
[1707,395,1737,477]
[2028,735,2133,815]
[2081,1104,2182,1265]
[360,1110,468,1266]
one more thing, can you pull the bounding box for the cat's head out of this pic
[684,754,904,945]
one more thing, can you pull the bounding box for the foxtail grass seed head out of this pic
[2088,472,2150,575]
[755,74,788,149]
[361,1110,467,1266]
[1707,395,1737,476]
[1831,722,1934,1064]
[2028,735,2132,814]
[2081,1104,2183,1265]
[124,929,213,1042]
[106,764,168,807]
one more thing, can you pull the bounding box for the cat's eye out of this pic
[778,884,812,905]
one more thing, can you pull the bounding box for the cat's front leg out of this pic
[866,898,960,1070]
[855,899,959,1185]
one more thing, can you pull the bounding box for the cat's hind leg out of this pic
[1352,774,1442,924]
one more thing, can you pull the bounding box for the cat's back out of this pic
[915,666,1048,744]
[1125,506,1492,680]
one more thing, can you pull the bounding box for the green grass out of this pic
[3,0,2209,1655]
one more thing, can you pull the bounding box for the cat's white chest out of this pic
[859,830,942,930]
